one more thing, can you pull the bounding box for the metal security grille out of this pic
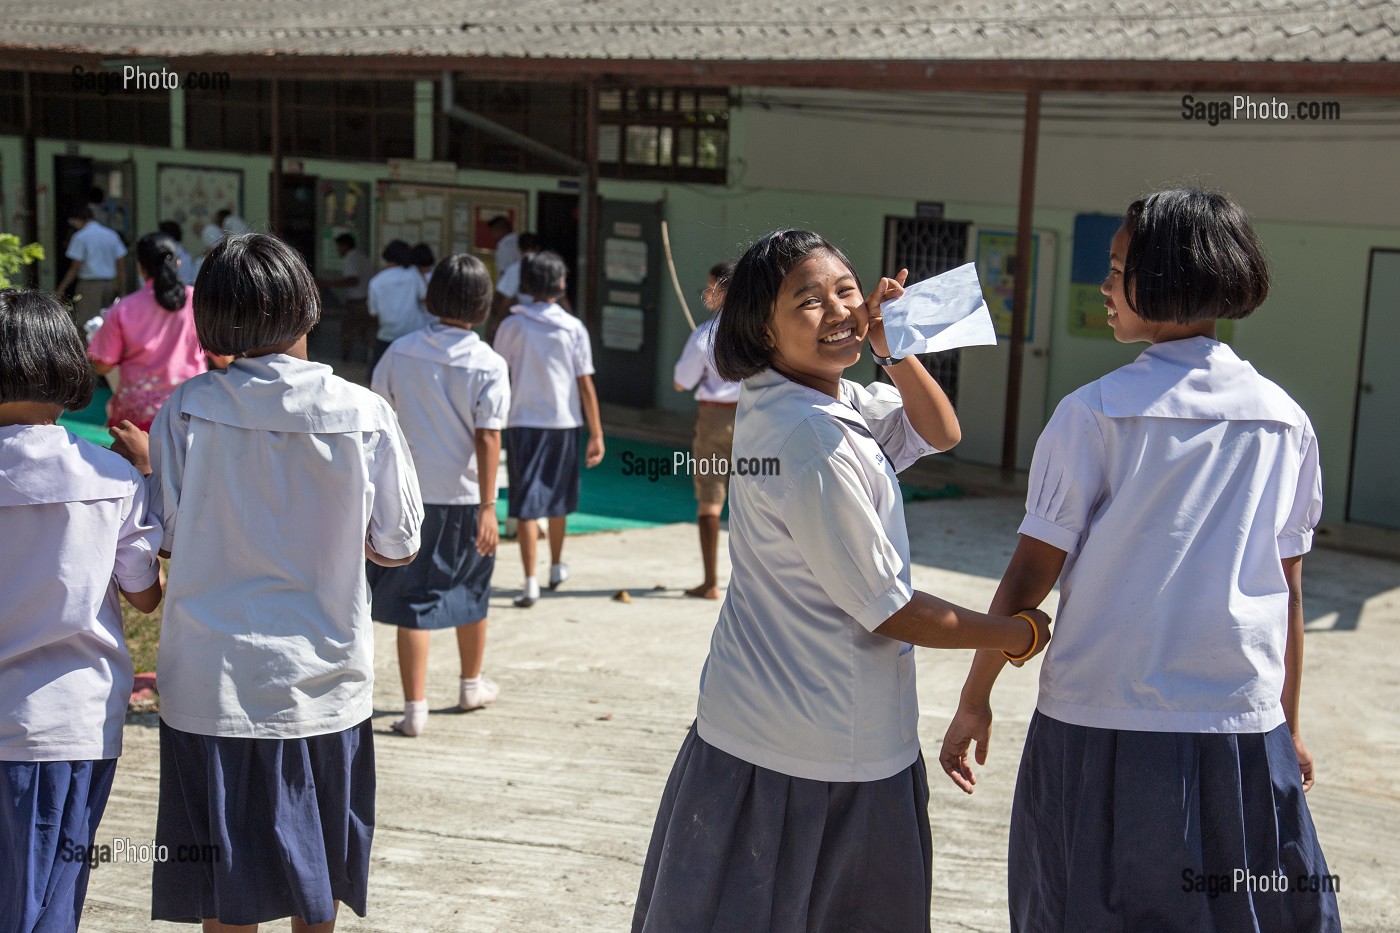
[880,216,971,405]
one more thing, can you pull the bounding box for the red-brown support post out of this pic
[1001,87,1041,477]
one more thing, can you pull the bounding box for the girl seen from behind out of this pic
[369,254,511,734]
[0,289,163,933]
[87,232,230,432]
[940,189,1339,933]
[121,233,425,932]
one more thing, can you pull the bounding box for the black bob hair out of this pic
[0,288,95,411]
[193,233,321,357]
[381,239,413,266]
[426,254,493,325]
[713,229,860,383]
[709,260,736,281]
[409,242,436,268]
[1121,188,1270,323]
[520,251,569,301]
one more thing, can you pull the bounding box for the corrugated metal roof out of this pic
[1,0,1396,62]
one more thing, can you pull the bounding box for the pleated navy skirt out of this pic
[151,719,375,926]
[0,758,117,933]
[633,726,933,933]
[1009,711,1341,933]
[506,426,581,519]
[368,502,495,628]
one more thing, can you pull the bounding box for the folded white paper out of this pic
[880,262,996,357]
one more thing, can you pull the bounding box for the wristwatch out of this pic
[871,351,903,367]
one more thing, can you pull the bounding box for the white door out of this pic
[954,227,1056,470]
[1348,249,1400,529]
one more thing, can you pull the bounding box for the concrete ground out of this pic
[85,497,1400,932]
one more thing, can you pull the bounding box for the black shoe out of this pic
[513,594,536,608]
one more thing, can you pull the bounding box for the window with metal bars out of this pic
[880,216,972,406]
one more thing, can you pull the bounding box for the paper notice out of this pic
[880,263,996,357]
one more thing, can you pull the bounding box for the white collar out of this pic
[740,367,872,436]
[1100,336,1302,425]
[509,300,573,328]
[177,354,387,434]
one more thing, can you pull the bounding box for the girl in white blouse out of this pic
[940,189,1338,933]
[632,229,1051,933]
[0,289,162,933]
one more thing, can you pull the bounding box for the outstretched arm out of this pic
[939,534,1066,793]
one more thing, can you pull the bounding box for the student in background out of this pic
[88,233,228,432]
[57,206,127,325]
[123,233,422,931]
[318,233,374,361]
[489,215,518,275]
[158,221,196,286]
[0,288,163,933]
[488,232,543,340]
[368,239,430,373]
[672,260,738,600]
[370,254,511,733]
[493,251,605,608]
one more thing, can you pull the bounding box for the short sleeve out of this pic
[112,238,128,260]
[146,399,191,555]
[572,322,595,377]
[673,329,707,391]
[780,439,913,632]
[87,308,125,366]
[65,233,87,263]
[1018,393,1107,556]
[113,479,162,593]
[492,318,520,370]
[365,415,424,561]
[370,348,394,403]
[1278,420,1323,558]
[473,367,510,431]
[845,380,939,472]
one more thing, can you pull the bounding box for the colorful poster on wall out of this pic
[318,180,372,275]
[156,165,243,260]
[975,229,1040,342]
[1068,213,1121,338]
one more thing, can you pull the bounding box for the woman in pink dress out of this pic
[88,233,227,431]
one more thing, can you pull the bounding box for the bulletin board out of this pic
[318,180,373,274]
[156,165,244,259]
[1067,213,1121,338]
[376,183,527,279]
[975,228,1044,343]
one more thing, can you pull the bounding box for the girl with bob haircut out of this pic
[117,233,425,931]
[633,228,1051,932]
[368,254,512,733]
[940,188,1339,932]
[0,288,163,933]
[88,232,229,431]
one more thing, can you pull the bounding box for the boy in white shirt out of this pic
[57,206,127,324]
[492,251,605,607]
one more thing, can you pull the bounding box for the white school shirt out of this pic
[695,368,941,781]
[66,220,127,280]
[673,316,741,404]
[1021,336,1322,734]
[148,355,424,738]
[367,265,430,342]
[492,300,595,429]
[495,259,533,304]
[340,248,372,301]
[0,425,161,762]
[372,324,511,505]
[494,233,519,275]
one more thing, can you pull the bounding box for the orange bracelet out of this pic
[1001,612,1040,663]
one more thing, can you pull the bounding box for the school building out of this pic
[2,1,1398,528]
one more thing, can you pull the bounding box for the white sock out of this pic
[461,676,481,689]
[395,699,428,736]
[523,577,540,599]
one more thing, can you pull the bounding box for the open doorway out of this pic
[536,191,579,308]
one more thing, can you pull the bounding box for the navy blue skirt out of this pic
[0,758,117,933]
[368,502,495,628]
[151,719,375,926]
[633,726,933,933]
[506,426,581,519]
[1009,711,1340,933]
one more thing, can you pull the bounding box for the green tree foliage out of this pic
[0,234,45,288]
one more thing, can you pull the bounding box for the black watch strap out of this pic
[871,351,903,367]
